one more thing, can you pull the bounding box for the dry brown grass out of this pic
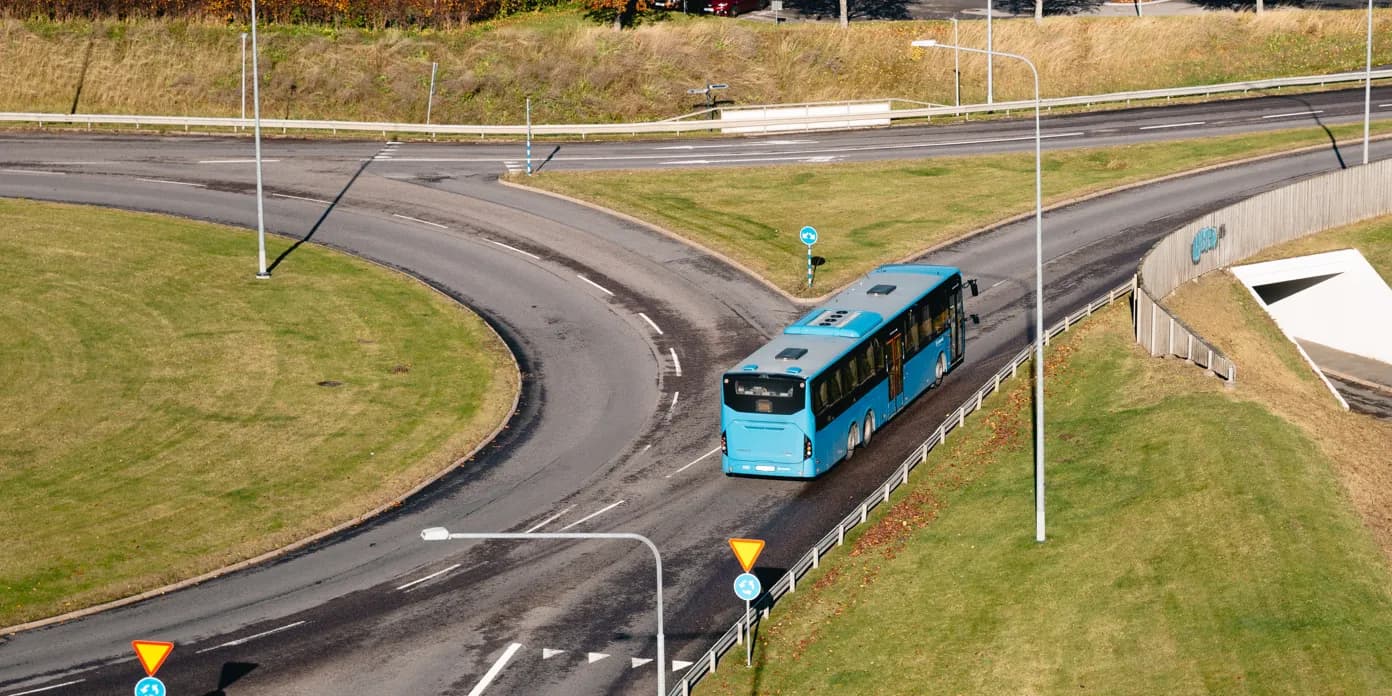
[1168,267,1392,564]
[5,9,1392,124]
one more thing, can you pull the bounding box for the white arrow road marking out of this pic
[631,657,653,668]
[672,660,693,672]
[3,679,86,696]
[541,648,566,659]
[587,652,609,664]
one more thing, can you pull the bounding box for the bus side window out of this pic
[861,344,876,377]
[813,378,828,414]
[826,369,843,406]
[846,359,860,389]
[919,305,934,342]
[907,316,919,353]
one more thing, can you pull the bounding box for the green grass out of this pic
[6,11,1392,125]
[0,199,517,627]
[697,303,1392,695]
[526,121,1392,296]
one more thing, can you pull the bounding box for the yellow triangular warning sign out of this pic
[132,640,174,677]
[728,538,765,573]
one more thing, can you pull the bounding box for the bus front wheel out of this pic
[934,353,947,387]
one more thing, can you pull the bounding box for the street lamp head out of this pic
[911,39,938,48]
[420,527,451,541]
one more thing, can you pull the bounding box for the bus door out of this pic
[952,286,966,364]
[887,336,904,404]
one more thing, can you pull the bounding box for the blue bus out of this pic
[721,264,973,478]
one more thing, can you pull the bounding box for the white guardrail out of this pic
[666,277,1136,696]
[3,70,1391,137]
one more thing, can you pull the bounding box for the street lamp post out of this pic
[950,18,960,109]
[986,0,994,104]
[420,528,667,696]
[240,32,248,126]
[1365,0,1374,165]
[250,0,269,279]
[912,39,1046,542]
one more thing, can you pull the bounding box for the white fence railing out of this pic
[4,69,1389,138]
[667,277,1136,696]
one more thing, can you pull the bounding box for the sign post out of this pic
[799,226,818,288]
[728,538,766,667]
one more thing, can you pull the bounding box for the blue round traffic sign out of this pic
[799,226,818,246]
[733,572,762,601]
[134,676,166,696]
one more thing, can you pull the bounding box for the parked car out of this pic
[706,0,765,16]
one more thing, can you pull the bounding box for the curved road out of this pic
[1,85,1389,696]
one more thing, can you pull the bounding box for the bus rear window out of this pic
[724,375,806,415]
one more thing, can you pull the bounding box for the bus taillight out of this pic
[804,435,812,459]
[721,431,728,455]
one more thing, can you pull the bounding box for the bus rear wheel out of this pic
[934,353,947,387]
[863,411,875,447]
[845,422,860,461]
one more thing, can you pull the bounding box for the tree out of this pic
[584,0,651,29]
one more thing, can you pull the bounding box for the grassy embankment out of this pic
[526,121,1392,296]
[4,10,1392,124]
[0,199,518,627]
[698,295,1392,694]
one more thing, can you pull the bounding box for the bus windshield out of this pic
[723,375,806,415]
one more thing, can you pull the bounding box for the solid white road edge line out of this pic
[638,312,665,335]
[195,621,308,654]
[488,240,541,260]
[559,501,625,531]
[3,679,86,696]
[136,177,204,187]
[1138,121,1205,130]
[270,192,331,204]
[523,505,575,534]
[0,168,64,176]
[576,274,615,296]
[669,348,682,377]
[395,563,463,591]
[392,213,448,229]
[1260,110,1325,119]
[198,159,280,164]
[667,446,721,478]
[466,642,523,696]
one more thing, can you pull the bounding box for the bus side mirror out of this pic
[967,279,980,297]
[811,256,826,267]
[970,313,980,325]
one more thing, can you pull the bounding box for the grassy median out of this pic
[0,199,517,627]
[698,301,1392,695]
[526,121,1392,296]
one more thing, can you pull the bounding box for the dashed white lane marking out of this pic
[559,500,624,531]
[466,642,523,696]
[541,648,565,659]
[1138,121,1205,130]
[1,168,64,176]
[669,391,680,411]
[672,659,693,671]
[631,657,653,668]
[669,348,683,377]
[488,239,541,260]
[587,652,609,664]
[3,680,85,696]
[667,446,721,478]
[576,274,615,296]
[523,505,575,534]
[1380,103,1392,108]
[395,563,462,591]
[637,312,664,335]
[198,158,280,164]
[1261,109,1325,119]
[662,155,842,166]
[195,621,307,654]
[137,177,204,187]
[387,141,403,145]
[271,192,331,204]
[392,213,448,230]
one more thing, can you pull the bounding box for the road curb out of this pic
[0,228,524,638]
[507,131,1392,307]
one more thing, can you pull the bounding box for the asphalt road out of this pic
[1,86,1389,696]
